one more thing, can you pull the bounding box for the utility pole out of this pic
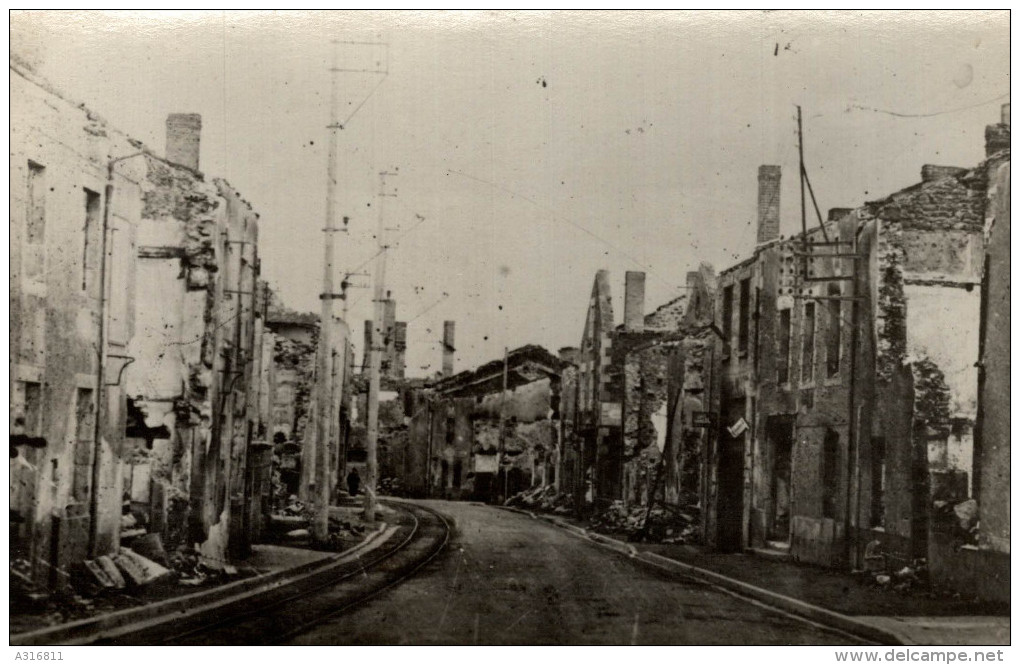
[498,346,509,503]
[312,40,344,543]
[365,170,396,522]
[795,105,862,569]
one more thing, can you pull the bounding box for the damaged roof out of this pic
[433,344,567,398]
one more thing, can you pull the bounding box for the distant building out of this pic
[403,345,569,502]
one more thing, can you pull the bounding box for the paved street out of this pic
[289,501,860,645]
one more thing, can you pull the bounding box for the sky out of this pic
[11,10,1010,376]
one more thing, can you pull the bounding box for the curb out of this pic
[11,520,392,646]
[499,505,904,645]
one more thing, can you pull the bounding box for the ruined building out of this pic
[404,345,568,503]
[11,58,143,588]
[567,268,708,514]
[123,113,272,561]
[264,299,318,502]
[702,112,1009,591]
[10,57,283,589]
[926,107,1010,603]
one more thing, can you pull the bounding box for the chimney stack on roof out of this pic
[623,271,646,332]
[756,165,782,244]
[442,321,456,377]
[985,104,1011,157]
[827,208,852,222]
[558,347,580,365]
[165,113,202,171]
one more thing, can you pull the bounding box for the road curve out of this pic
[289,500,862,645]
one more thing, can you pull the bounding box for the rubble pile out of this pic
[589,499,701,544]
[505,484,573,514]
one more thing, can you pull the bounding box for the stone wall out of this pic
[11,60,142,587]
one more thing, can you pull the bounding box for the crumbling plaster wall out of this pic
[126,156,226,557]
[11,61,142,584]
[865,166,987,561]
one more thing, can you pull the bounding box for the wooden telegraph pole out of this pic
[365,170,396,522]
[311,41,345,543]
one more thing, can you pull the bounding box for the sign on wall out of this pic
[474,454,498,474]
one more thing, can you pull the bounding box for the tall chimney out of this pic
[985,104,1011,157]
[165,113,202,171]
[442,321,455,377]
[624,271,646,332]
[757,165,781,244]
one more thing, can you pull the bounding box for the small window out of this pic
[777,308,792,384]
[801,302,816,382]
[83,188,101,291]
[73,388,95,501]
[738,278,751,354]
[826,292,842,378]
[26,162,46,245]
[445,417,455,445]
[24,381,43,435]
[74,388,95,441]
[721,285,734,351]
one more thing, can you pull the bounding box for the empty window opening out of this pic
[26,161,46,244]
[826,285,842,378]
[721,285,734,351]
[777,308,792,384]
[82,188,101,291]
[802,302,816,382]
[738,278,751,354]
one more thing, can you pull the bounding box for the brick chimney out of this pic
[558,346,580,365]
[165,113,202,171]
[985,104,1010,157]
[827,208,852,222]
[757,165,781,244]
[624,271,646,332]
[442,321,455,377]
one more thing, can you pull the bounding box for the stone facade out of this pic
[10,57,297,588]
[701,126,1007,582]
[10,58,142,588]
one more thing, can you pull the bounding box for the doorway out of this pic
[765,416,795,545]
